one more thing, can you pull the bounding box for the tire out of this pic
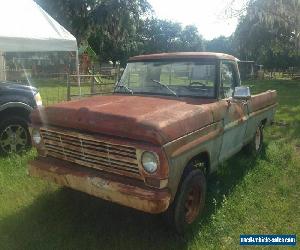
[0,116,31,155]
[165,169,206,235]
[244,124,263,156]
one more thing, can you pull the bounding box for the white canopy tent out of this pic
[0,0,77,52]
[0,0,78,80]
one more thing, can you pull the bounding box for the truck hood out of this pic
[31,95,222,145]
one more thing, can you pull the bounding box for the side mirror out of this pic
[233,86,251,100]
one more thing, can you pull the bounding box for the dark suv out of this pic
[0,81,42,154]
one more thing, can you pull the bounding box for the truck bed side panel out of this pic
[244,90,277,143]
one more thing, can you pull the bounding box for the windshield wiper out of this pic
[115,83,133,95]
[151,79,178,97]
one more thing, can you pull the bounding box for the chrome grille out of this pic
[40,128,141,178]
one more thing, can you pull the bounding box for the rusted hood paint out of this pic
[31,95,225,145]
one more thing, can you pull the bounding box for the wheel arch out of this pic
[182,151,211,178]
[169,150,210,202]
[0,103,33,122]
[0,102,33,112]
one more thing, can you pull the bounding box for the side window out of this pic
[220,62,236,98]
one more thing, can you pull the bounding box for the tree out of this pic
[179,25,204,52]
[247,0,300,57]
[205,36,234,55]
[90,0,151,65]
[137,19,204,54]
[233,0,300,69]
[138,18,182,53]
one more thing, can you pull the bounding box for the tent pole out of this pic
[75,50,81,96]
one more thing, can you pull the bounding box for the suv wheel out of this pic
[165,169,206,234]
[0,116,30,154]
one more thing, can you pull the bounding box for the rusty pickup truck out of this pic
[29,52,277,233]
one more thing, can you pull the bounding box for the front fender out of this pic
[163,122,223,199]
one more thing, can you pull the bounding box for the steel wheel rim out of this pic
[255,127,261,151]
[0,124,28,153]
[184,183,202,224]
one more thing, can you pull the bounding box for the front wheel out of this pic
[165,169,206,234]
[0,116,31,155]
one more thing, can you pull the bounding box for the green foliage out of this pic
[88,26,137,66]
[205,36,235,55]
[137,19,204,54]
[90,0,151,65]
[178,25,204,52]
[234,0,300,69]
[138,19,182,53]
[88,17,205,65]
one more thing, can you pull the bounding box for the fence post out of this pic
[91,66,95,95]
[67,73,71,101]
[116,63,120,83]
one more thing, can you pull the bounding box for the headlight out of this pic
[141,151,159,174]
[32,129,42,144]
[34,92,43,107]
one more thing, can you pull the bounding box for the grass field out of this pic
[0,80,299,249]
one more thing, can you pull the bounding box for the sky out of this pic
[147,0,246,40]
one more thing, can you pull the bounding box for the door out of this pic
[218,61,249,162]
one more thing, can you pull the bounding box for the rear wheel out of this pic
[245,124,263,156]
[165,169,206,234]
[0,116,30,155]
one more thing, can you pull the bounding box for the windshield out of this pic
[115,61,217,98]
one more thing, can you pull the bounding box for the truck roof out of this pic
[128,52,238,62]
